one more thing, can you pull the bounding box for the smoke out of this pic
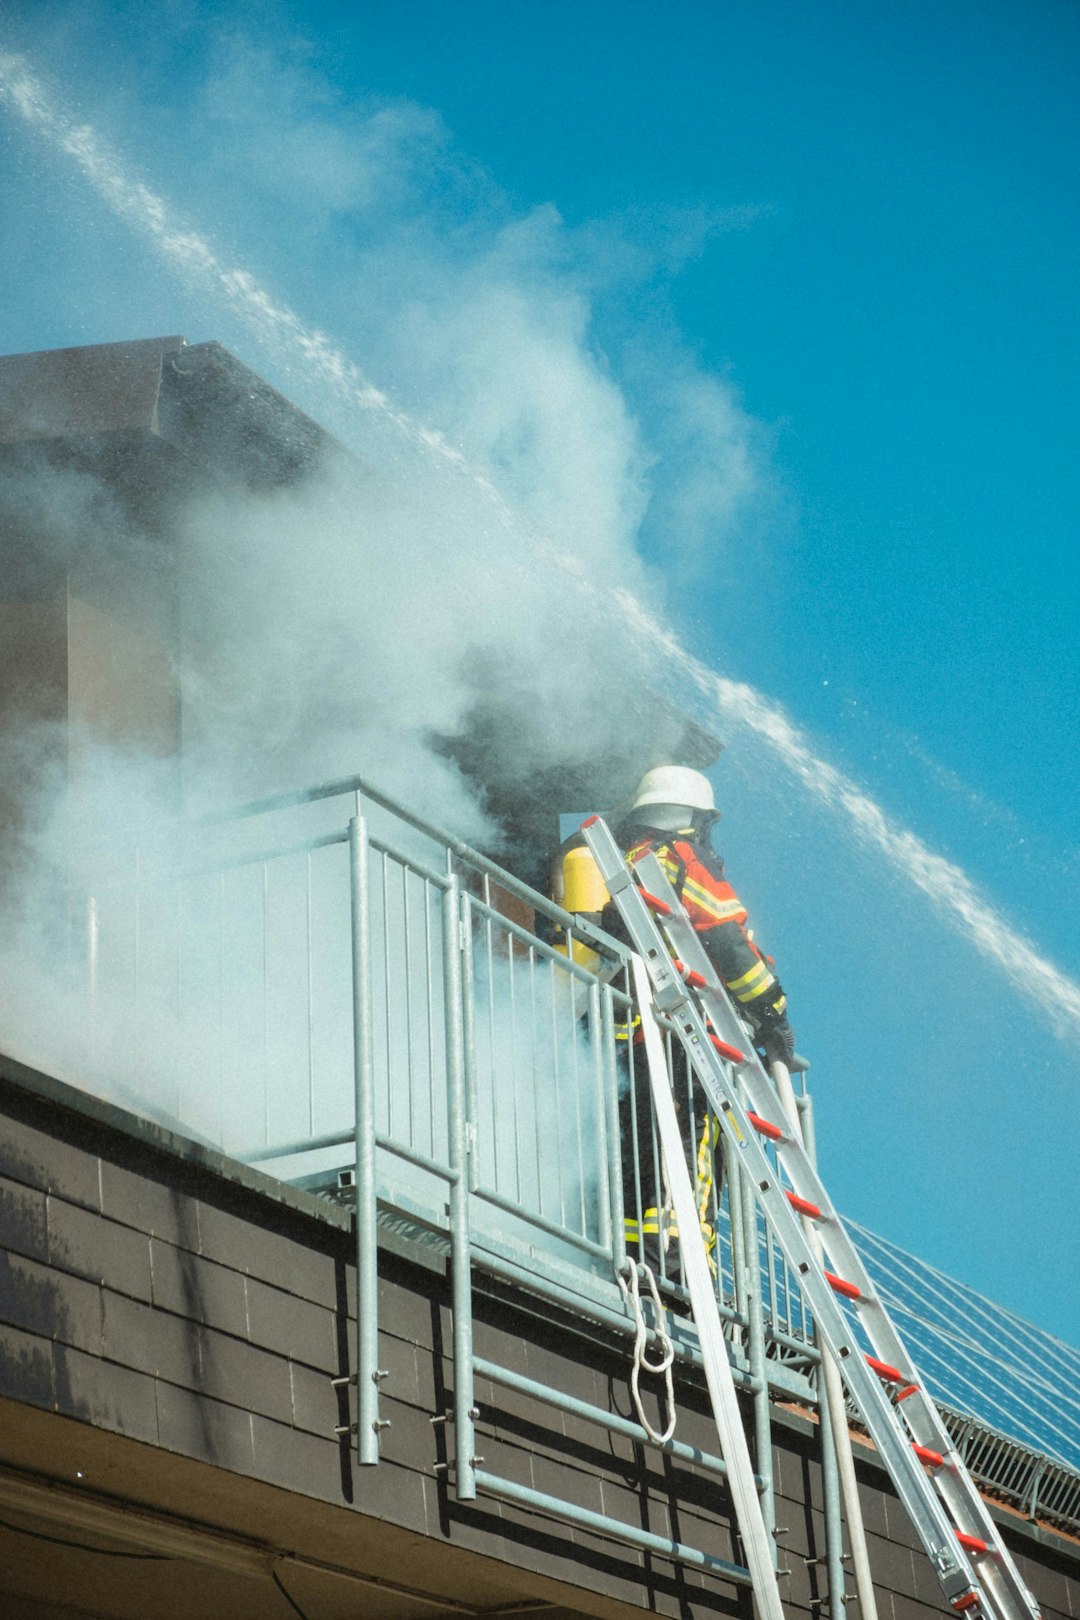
[1,15,1079,1301]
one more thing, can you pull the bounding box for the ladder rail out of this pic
[583,816,1040,1620]
[632,846,1040,1620]
[630,955,787,1620]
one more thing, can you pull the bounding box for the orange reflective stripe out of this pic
[628,839,749,933]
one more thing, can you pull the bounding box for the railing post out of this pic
[349,810,381,1464]
[741,1167,777,1554]
[590,980,613,1253]
[87,893,99,1078]
[459,892,480,1192]
[443,873,477,1499]
[727,1149,748,1346]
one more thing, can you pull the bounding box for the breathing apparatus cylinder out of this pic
[551,836,611,972]
[560,842,611,915]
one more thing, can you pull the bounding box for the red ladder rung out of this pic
[638,887,672,916]
[956,1532,988,1556]
[672,959,708,989]
[913,1444,944,1468]
[786,1190,822,1219]
[824,1270,862,1301]
[866,1354,904,1383]
[709,1033,746,1063]
[747,1110,783,1141]
[951,1593,981,1613]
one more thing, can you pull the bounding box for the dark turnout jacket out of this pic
[619,825,788,1028]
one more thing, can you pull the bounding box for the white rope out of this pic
[618,1259,677,1445]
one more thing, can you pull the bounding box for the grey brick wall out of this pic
[1,1060,1077,1620]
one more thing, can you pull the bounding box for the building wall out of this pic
[0,1051,1077,1620]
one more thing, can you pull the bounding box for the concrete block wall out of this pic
[1,1054,1077,1620]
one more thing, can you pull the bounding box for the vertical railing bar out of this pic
[443,873,477,1500]
[569,958,588,1237]
[588,979,610,1250]
[520,943,541,1213]
[709,1115,724,1311]
[306,851,316,1139]
[653,1034,669,1282]
[544,947,567,1227]
[262,861,270,1149]
[460,893,480,1193]
[796,1092,817,1344]
[133,848,141,1094]
[381,851,394,1137]
[507,929,526,1204]
[682,1035,705,1294]
[627,1033,645,1276]
[87,892,99,1079]
[217,870,226,1149]
[174,881,183,1123]
[1025,1463,1047,1522]
[402,863,415,1149]
[728,1147,747,1345]
[424,877,437,1157]
[601,984,625,1269]
[765,1182,782,1334]
[485,906,500,1192]
[349,808,380,1464]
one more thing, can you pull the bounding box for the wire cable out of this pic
[273,1566,313,1620]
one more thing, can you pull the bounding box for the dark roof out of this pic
[0,335,332,491]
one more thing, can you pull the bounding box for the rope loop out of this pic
[617,1259,676,1445]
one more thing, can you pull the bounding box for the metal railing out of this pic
[75,771,816,1355]
[59,768,1080,1577]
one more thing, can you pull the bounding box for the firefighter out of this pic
[615,765,799,1066]
[611,764,803,1279]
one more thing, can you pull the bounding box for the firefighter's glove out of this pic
[751,990,797,1065]
[761,1019,797,1065]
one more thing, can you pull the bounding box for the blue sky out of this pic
[1,1,1078,1340]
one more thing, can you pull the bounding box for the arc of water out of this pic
[3,45,1078,1046]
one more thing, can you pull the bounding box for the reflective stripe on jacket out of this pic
[624,832,784,1018]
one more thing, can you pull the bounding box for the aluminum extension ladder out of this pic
[581,813,1041,1620]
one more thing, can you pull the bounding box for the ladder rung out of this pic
[957,1532,989,1556]
[746,1110,783,1141]
[952,1593,981,1612]
[866,1354,904,1383]
[709,1032,746,1063]
[673,959,708,989]
[913,1444,944,1468]
[824,1270,862,1301]
[638,887,672,915]
[786,1190,822,1219]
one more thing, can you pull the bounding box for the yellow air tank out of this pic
[551,838,611,973]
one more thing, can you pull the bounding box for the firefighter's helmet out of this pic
[629,766,718,833]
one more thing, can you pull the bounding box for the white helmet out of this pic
[629,766,717,830]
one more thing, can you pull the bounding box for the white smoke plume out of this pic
[1,28,1078,1098]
